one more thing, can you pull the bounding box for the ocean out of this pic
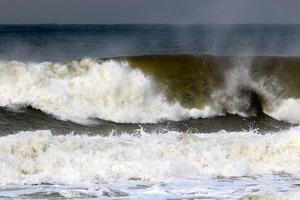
[0,24,300,199]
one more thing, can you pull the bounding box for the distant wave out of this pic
[0,54,299,124]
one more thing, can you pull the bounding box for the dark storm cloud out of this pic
[0,0,299,24]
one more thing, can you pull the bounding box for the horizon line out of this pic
[0,23,300,26]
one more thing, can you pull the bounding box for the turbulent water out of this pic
[1,55,300,125]
[0,24,300,199]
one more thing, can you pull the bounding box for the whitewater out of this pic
[0,58,299,125]
[0,126,299,199]
[0,59,213,124]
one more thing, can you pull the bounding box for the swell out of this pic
[0,54,299,124]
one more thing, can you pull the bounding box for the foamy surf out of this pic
[0,126,300,185]
[268,98,300,124]
[0,56,300,125]
[0,58,214,124]
[0,127,300,199]
[0,178,299,199]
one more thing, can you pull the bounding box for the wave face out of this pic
[0,54,299,124]
[127,55,300,124]
[0,126,300,185]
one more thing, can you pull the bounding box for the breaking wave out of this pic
[0,54,299,124]
[0,58,212,124]
[0,126,300,185]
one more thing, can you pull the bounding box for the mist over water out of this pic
[1,24,300,62]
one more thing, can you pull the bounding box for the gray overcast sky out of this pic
[0,0,300,24]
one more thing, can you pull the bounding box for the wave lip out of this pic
[0,126,300,185]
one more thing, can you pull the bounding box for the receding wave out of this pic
[0,126,300,185]
[0,54,299,124]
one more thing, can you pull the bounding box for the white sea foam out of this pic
[0,58,299,124]
[214,58,300,124]
[239,192,300,200]
[268,98,300,124]
[0,59,214,123]
[1,178,299,199]
[0,126,299,185]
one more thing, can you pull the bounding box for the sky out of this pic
[0,0,299,24]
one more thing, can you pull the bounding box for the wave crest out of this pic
[0,55,299,124]
[0,58,214,123]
